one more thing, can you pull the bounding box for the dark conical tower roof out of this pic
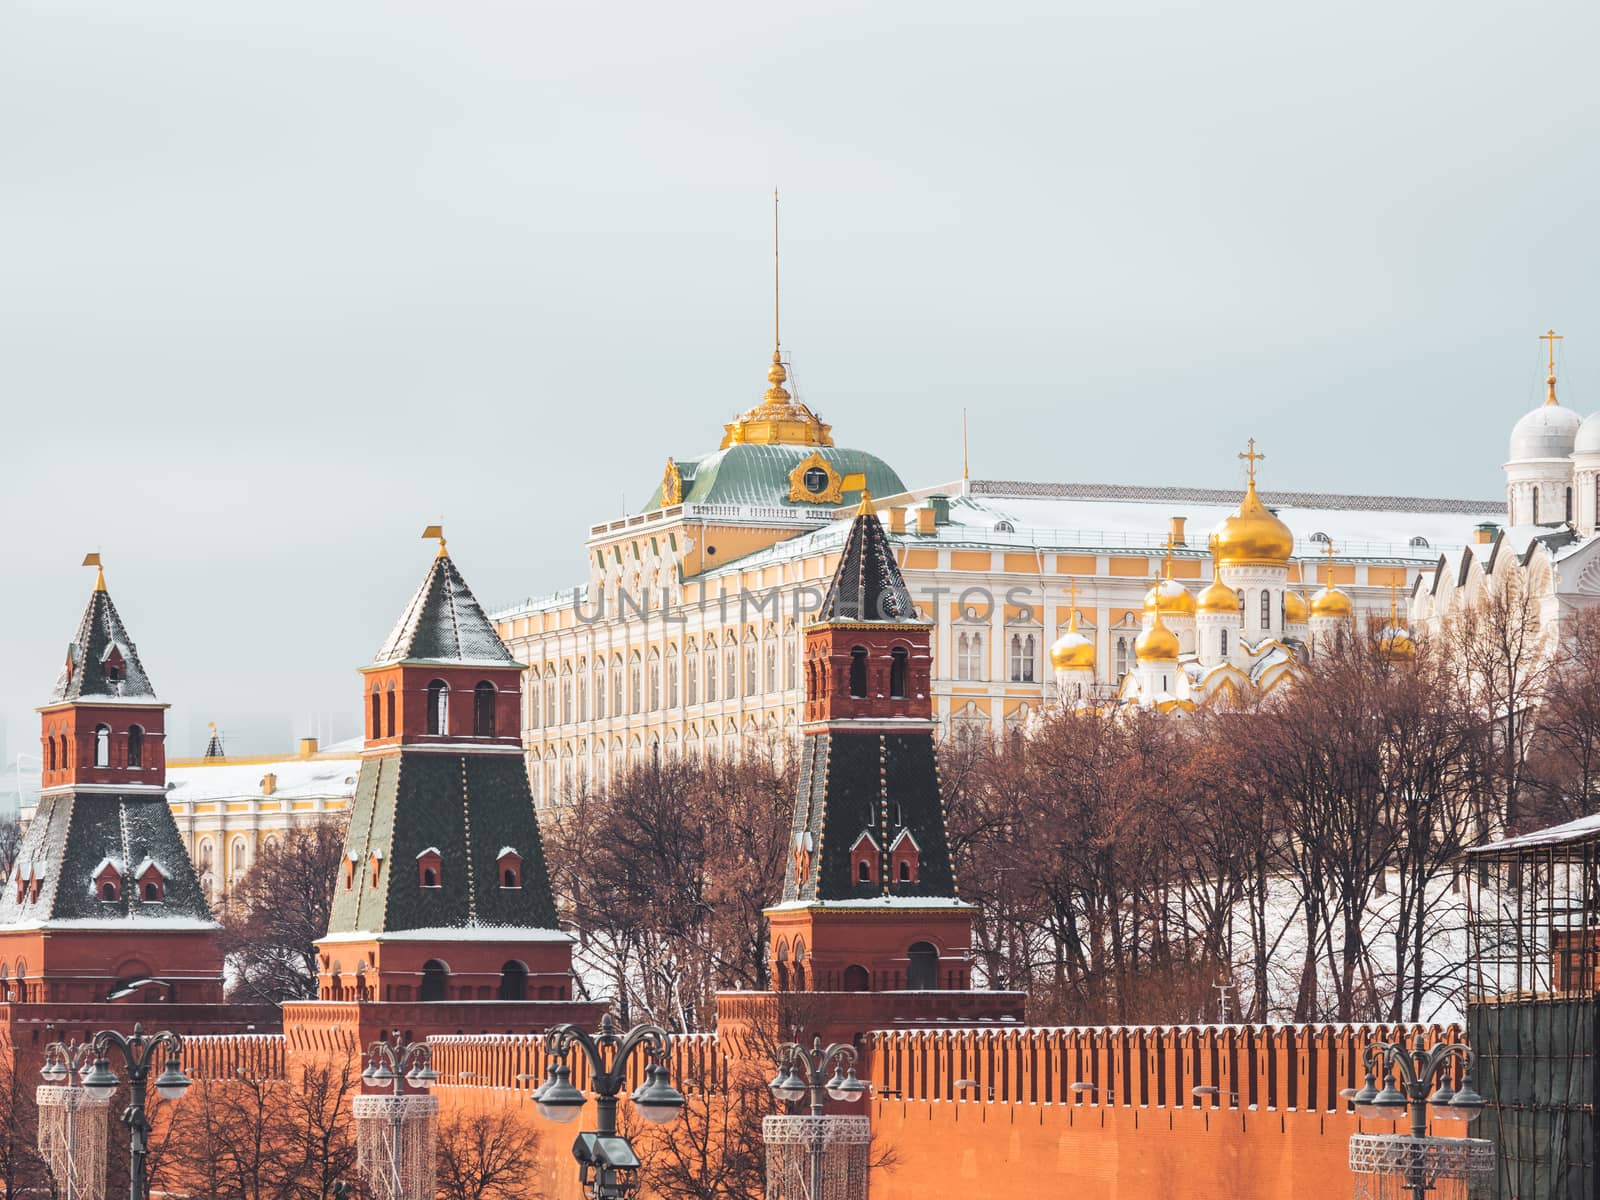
[373,548,518,668]
[50,578,156,703]
[815,500,918,624]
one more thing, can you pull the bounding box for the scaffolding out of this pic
[1466,816,1600,1198]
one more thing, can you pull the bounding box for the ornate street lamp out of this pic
[353,1032,439,1200]
[1347,1035,1492,1200]
[534,1014,685,1200]
[74,1025,191,1200]
[765,1038,870,1200]
[37,1039,113,1200]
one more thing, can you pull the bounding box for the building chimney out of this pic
[888,507,906,534]
[1169,516,1187,547]
[1474,523,1499,545]
[260,773,277,796]
[298,737,319,759]
[916,507,936,535]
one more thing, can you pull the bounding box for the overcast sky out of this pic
[2,0,1598,761]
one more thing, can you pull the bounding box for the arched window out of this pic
[419,960,448,1002]
[386,684,396,738]
[907,941,939,991]
[1009,634,1037,682]
[858,860,871,882]
[231,839,248,875]
[371,687,382,738]
[1259,590,1271,628]
[629,653,642,713]
[101,881,117,901]
[1115,637,1129,680]
[46,738,55,772]
[667,651,679,707]
[58,734,67,768]
[706,639,719,702]
[474,681,497,737]
[594,665,606,719]
[427,680,449,735]
[143,880,160,901]
[498,961,527,1001]
[792,940,807,991]
[842,965,871,992]
[93,724,110,768]
[686,647,698,705]
[647,649,661,710]
[561,673,573,724]
[1568,487,1575,524]
[126,725,143,769]
[898,860,911,882]
[1220,628,1229,657]
[849,648,868,698]
[1534,490,1541,524]
[890,647,908,698]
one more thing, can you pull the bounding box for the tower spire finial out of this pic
[962,409,970,482]
[1238,437,1265,486]
[82,552,105,592]
[1542,328,1564,406]
[422,524,447,558]
[773,187,780,361]
[1066,577,1081,630]
[1323,537,1337,583]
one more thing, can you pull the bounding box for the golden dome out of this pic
[1380,627,1417,663]
[1285,590,1309,623]
[1209,479,1294,567]
[1135,613,1180,663]
[1197,578,1238,615]
[1143,576,1197,617]
[721,350,835,449]
[1050,609,1096,671]
[1309,585,1353,619]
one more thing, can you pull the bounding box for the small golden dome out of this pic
[1197,578,1238,615]
[1050,609,1096,671]
[1380,627,1417,663]
[1135,614,1180,663]
[765,351,790,402]
[1143,576,1197,617]
[1210,479,1294,567]
[1310,586,1353,620]
[1285,590,1309,623]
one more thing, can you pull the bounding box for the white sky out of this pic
[2,0,1598,757]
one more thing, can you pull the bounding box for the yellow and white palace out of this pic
[493,340,1498,807]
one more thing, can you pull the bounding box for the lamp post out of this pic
[532,1014,686,1200]
[768,1038,868,1200]
[355,1031,439,1200]
[1349,1036,1487,1200]
[76,1025,192,1200]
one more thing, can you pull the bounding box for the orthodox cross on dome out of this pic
[422,523,447,558]
[1238,438,1265,485]
[1322,537,1338,584]
[1162,529,1179,579]
[1065,577,1082,628]
[1542,328,1563,405]
[82,552,105,592]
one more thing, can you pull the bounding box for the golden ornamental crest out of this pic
[661,458,683,506]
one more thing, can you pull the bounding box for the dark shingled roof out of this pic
[0,792,215,925]
[328,752,559,934]
[50,586,156,703]
[815,505,918,623]
[781,731,957,903]
[373,553,519,667]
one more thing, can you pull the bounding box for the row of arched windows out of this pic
[368,680,500,739]
[45,724,146,771]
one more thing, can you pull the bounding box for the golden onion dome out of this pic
[1143,576,1197,617]
[1135,614,1180,663]
[1380,627,1417,663]
[1197,578,1238,615]
[1309,585,1353,620]
[1209,479,1294,567]
[1285,590,1309,624]
[1050,627,1096,672]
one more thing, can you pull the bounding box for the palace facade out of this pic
[494,346,1497,806]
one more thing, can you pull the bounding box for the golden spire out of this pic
[773,187,781,360]
[1163,530,1178,580]
[1542,328,1564,406]
[962,409,970,481]
[422,524,448,558]
[82,552,105,592]
[856,487,874,517]
[1238,437,1265,485]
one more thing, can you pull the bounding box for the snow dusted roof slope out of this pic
[816,504,920,624]
[1468,812,1600,855]
[372,552,520,668]
[50,582,157,703]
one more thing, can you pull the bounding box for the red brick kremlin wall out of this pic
[175,1020,1466,1200]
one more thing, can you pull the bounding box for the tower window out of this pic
[419,960,448,1002]
[889,647,908,699]
[849,647,868,698]
[385,684,396,738]
[46,738,55,772]
[127,725,143,769]
[858,860,871,882]
[498,961,527,1001]
[473,681,497,737]
[907,941,939,991]
[427,680,449,735]
[371,687,381,738]
[1533,490,1541,524]
[1220,628,1229,657]
[1568,487,1574,524]
[1260,590,1271,628]
[93,724,110,768]
[102,882,117,901]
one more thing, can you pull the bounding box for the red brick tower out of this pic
[750,499,1024,1041]
[286,532,600,1053]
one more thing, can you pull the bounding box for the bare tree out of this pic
[435,1109,541,1200]
[221,818,349,1003]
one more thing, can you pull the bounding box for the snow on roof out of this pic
[133,858,162,879]
[165,756,361,804]
[91,856,123,878]
[890,828,921,851]
[765,897,973,912]
[1468,812,1600,855]
[496,846,520,859]
[318,926,574,944]
[416,847,441,859]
